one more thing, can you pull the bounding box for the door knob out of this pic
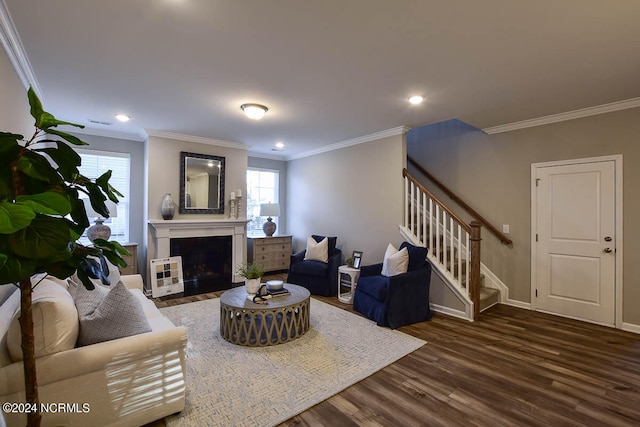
[604,248,612,253]
[604,236,612,242]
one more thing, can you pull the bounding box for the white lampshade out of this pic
[260,203,280,218]
[83,199,118,242]
[260,203,280,237]
[83,198,118,218]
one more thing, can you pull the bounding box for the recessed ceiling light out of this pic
[275,142,285,149]
[408,95,424,105]
[115,114,131,122]
[241,103,268,120]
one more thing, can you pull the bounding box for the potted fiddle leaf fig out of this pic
[0,87,128,427]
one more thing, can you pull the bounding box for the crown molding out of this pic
[286,126,410,161]
[146,129,249,150]
[0,1,42,96]
[482,97,640,134]
[68,125,147,142]
[247,151,288,161]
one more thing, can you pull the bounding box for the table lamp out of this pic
[260,203,280,237]
[83,198,118,242]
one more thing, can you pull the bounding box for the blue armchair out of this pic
[287,235,342,296]
[353,242,432,328]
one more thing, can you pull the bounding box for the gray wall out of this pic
[68,133,146,272]
[248,156,288,234]
[287,134,406,265]
[407,109,640,325]
[146,135,248,274]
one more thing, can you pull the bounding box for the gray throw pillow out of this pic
[75,280,151,346]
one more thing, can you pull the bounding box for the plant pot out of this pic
[245,278,261,294]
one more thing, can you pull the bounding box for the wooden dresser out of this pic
[119,243,138,275]
[248,235,292,273]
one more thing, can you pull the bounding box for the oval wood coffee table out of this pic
[220,284,310,346]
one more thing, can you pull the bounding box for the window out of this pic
[246,168,279,236]
[77,149,130,244]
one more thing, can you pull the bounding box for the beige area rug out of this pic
[160,297,426,427]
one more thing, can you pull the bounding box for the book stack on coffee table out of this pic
[268,287,291,297]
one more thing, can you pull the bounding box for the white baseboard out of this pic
[430,303,472,322]
[622,322,640,334]
[503,299,531,310]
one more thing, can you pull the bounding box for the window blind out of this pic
[76,149,130,244]
[247,169,279,236]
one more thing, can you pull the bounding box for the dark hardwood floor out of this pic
[151,275,640,426]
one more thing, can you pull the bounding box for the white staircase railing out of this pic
[402,169,482,319]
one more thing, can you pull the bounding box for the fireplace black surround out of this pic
[170,235,233,295]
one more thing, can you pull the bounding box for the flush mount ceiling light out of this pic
[408,95,424,105]
[241,103,268,120]
[115,114,131,122]
[274,142,285,150]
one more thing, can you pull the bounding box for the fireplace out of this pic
[170,235,232,295]
[149,219,249,297]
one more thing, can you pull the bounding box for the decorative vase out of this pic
[245,278,261,294]
[262,217,276,237]
[161,193,175,220]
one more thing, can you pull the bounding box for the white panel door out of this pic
[535,161,616,325]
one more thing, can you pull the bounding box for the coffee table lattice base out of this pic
[220,296,310,346]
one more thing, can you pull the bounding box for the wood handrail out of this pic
[407,156,513,245]
[403,169,471,234]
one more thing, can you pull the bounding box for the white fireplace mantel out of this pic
[149,219,250,283]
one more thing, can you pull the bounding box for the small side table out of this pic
[338,265,360,304]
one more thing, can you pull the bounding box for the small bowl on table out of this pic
[266,280,284,291]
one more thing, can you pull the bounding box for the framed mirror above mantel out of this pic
[179,151,225,214]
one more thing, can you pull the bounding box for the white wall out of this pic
[287,134,406,265]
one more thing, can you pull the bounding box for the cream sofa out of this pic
[0,274,187,427]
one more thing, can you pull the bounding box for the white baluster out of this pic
[465,232,470,290]
[404,177,409,229]
[449,217,454,278]
[411,182,416,236]
[429,197,435,251]
[422,192,427,247]
[435,205,440,262]
[457,224,462,282]
[442,211,448,274]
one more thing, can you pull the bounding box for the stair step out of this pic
[479,287,500,312]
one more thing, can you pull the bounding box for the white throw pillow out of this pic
[381,244,409,277]
[7,279,79,362]
[304,236,329,263]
